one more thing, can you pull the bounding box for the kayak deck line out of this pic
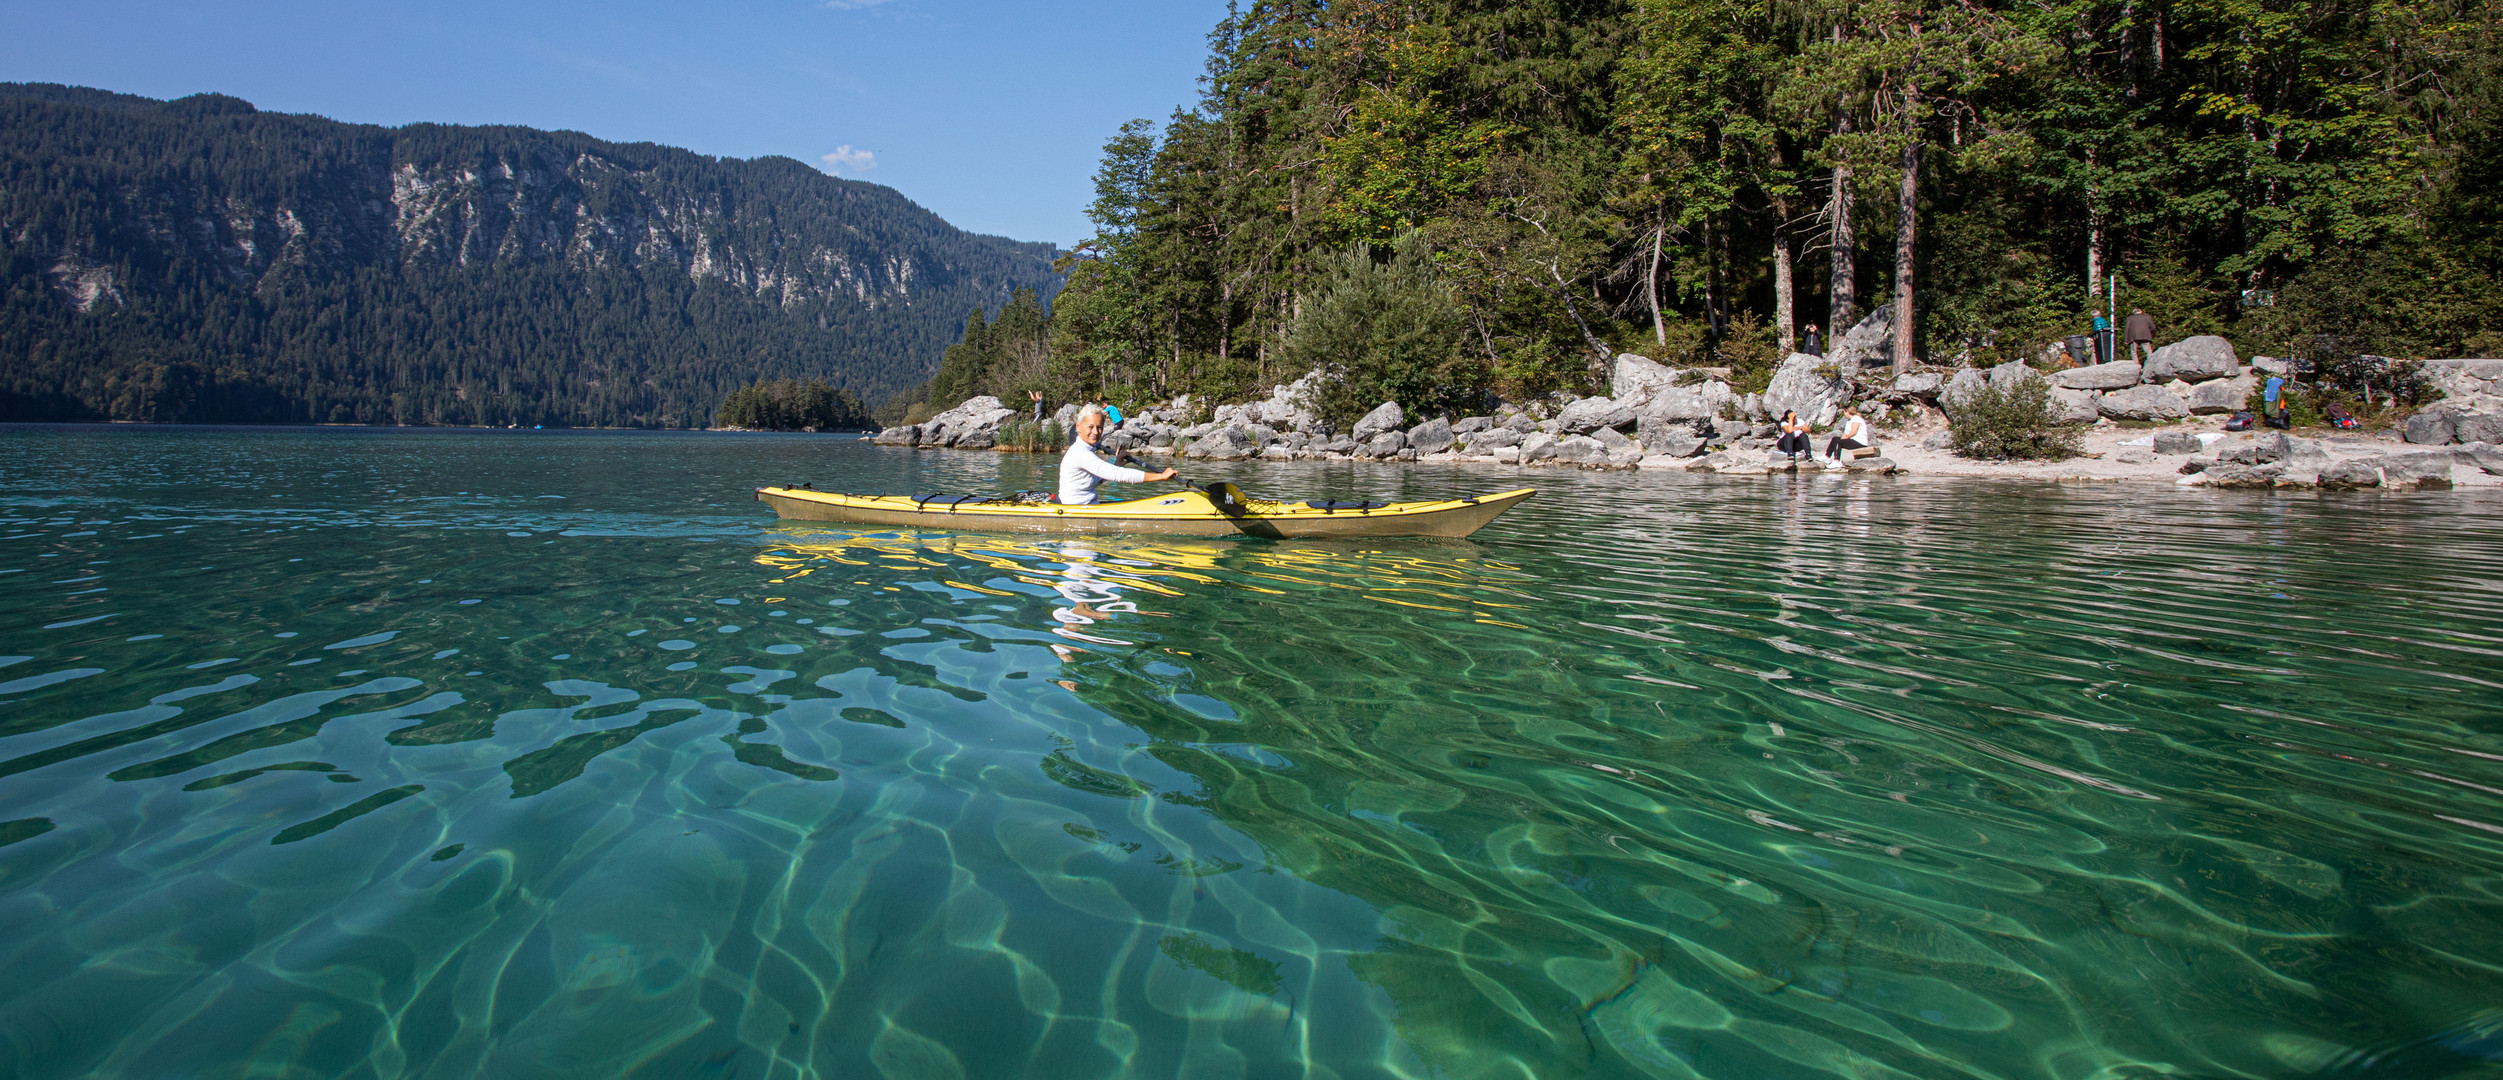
[754,483,1535,538]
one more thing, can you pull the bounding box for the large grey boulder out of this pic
[2144,336,2240,381]
[1763,352,1849,427]
[2422,358,2503,400]
[1351,401,1405,441]
[1940,368,1988,413]
[2458,441,2503,475]
[1185,426,1259,460]
[1407,416,1456,455]
[1557,396,1638,435]
[1212,370,1325,432]
[1643,381,1734,422]
[2219,433,2291,465]
[1987,360,2038,390]
[2380,451,2456,489]
[2098,384,2189,421]
[2317,458,2384,489]
[1828,305,1896,368]
[2050,387,2100,425]
[1452,415,1492,435]
[1612,353,1680,400]
[1465,427,1524,450]
[2405,410,2456,445]
[926,395,1017,438]
[2454,408,2503,446]
[2056,361,2143,390]
[1892,372,1944,400]
[1644,430,1707,457]
[1519,432,1558,462]
[1360,431,1406,458]
[1548,435,1616,468]
[2153,431,2202,454]
[871,424,918,446]
[2187,375,2255,415]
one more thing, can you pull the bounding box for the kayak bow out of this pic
[754,483,1533,538]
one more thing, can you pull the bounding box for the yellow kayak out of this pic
[754,482,1534,538]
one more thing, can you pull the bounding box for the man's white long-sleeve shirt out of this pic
[1059,441,1145,505]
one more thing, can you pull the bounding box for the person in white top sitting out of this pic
[1823,405,1872,464]
[1060,404,1177,505]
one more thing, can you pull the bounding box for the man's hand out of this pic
[1149,468,1179,482]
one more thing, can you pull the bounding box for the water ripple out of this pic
[2,427,2501,1078]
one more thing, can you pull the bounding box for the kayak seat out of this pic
[1304,499,1389,511]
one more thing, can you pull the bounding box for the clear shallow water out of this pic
[4,424,2503,1080]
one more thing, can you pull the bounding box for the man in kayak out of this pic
[1062,404,1177,505]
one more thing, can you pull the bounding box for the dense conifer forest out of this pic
[1000,0,2503,417]
[0,83,1061,427]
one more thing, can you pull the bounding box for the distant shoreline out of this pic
[0,421,879,435]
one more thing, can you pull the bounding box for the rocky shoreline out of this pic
[869,311,2503,492]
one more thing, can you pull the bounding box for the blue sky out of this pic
[0,0,1230,245]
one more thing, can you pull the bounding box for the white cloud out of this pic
[819,145,878,177]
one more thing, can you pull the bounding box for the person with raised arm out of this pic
[1060,404,1177,505]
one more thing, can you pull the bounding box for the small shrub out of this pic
[1948,372,2081,460]
[993,419,1067,452]
[1714,311,1781,394]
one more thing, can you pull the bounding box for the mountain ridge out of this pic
[0,82,1061,426]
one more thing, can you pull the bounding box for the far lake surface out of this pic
[3,425,2500,1079]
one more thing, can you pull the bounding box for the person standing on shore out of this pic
[1061,404,1176,505]
[2092,312,2115,365]
[2125,307,2157,364]
[1801,324,1824,357]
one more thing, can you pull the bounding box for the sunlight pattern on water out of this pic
[3,426,2502,1078]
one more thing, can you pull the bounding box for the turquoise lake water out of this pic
[3,425,2502,1079]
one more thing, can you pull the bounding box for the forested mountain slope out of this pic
[1028,0,2503,417]
[0,84,1061,426]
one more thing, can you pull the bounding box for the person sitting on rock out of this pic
[1061,404,1177,505]
[1776,409,1811,460]
[1823,405,1871,465]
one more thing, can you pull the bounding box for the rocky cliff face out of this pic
[0,83,1062,424]
[10,88,1040,314]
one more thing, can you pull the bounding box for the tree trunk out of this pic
[1772,196,1796,354]
[1893,103,1921,374]
[1700,216,1725,337]
[1829,119,1856,334]
[1647,209,1667,346]
[2084,147,2102,303]
[1547,263,1615,368]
